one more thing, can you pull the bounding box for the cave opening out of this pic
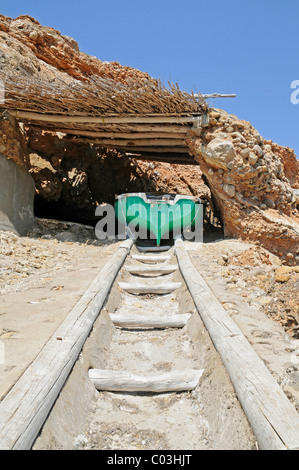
[30,149,223,243]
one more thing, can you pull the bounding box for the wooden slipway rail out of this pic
[1,239,299,449]
[0,240,134,450]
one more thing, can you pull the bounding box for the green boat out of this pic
[115,192,203,246]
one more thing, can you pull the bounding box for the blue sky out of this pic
[1,0,298,158]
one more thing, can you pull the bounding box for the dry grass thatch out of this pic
[0,68,207,117]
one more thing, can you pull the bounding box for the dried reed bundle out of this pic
[0,68,207,117]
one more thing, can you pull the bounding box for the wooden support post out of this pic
[175,239,299,450]
[88,369,204,392]
[0,239,134,450]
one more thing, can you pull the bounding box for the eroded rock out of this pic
[187,109,299,264]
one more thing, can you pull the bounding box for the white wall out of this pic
[0,155,35,235]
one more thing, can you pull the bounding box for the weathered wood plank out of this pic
[12,111,201,125]
[200,93,236,99]
[58,130,188,139]
[0,239,134,450]
[54,125,189,136]
[137,245,173,252]
[125,264,178,275]
[70,138,187,147]
[124,153,198,165]
[118,282,181,295]
[109,313,191,328]
[88,369,204,392]
[175,238,299,450]
[131,254,171,263]
[98,145,189,153]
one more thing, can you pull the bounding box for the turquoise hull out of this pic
[115,193,202,245]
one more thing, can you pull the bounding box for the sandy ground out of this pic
[1,220,299,449]
[187,239,299,410]
[0,218,119,400]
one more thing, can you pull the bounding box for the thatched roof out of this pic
[2,68,207,117]
[0,15,208,164]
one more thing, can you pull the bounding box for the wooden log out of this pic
[58,130,188,139]
[88,369,204,392]
[56,126,189,135]
[131,254,171,263]
[109,313,191,328]
[0,239,134,450]
[174,238,299,450]
[125,264,178,275]
[68,138,187,147]
[125,153,198,165]
[137,245,173,252]
[52,124,191,134]
[198,93,237,99]
[12,111,202,125]
[94,144,189,153]
[118,282,181,295]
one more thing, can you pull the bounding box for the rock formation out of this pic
[0,14,153,86]
[187,109,299,264]
[0,110,29,168]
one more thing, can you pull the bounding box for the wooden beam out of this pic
[88,369,204,392]
[69,138,187,147]
[118,281,181,294]
[109,313,191,328]
[103,145,189,153]
[125,264,178,275]
[125,153,198,165]
[0,239,134,450]
[12,111,203,125]
[45,124,192,134]
[131,254,171,263]
[54,129,188,139]
[199,93,236,99]
[137,245,173,252]
[175,238,299,450]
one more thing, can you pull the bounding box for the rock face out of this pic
[187,109,299,264]
[0,14,153,86]
[0,111,29,169]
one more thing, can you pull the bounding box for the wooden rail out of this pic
[175,238,299,450]
[0,239,134,450]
